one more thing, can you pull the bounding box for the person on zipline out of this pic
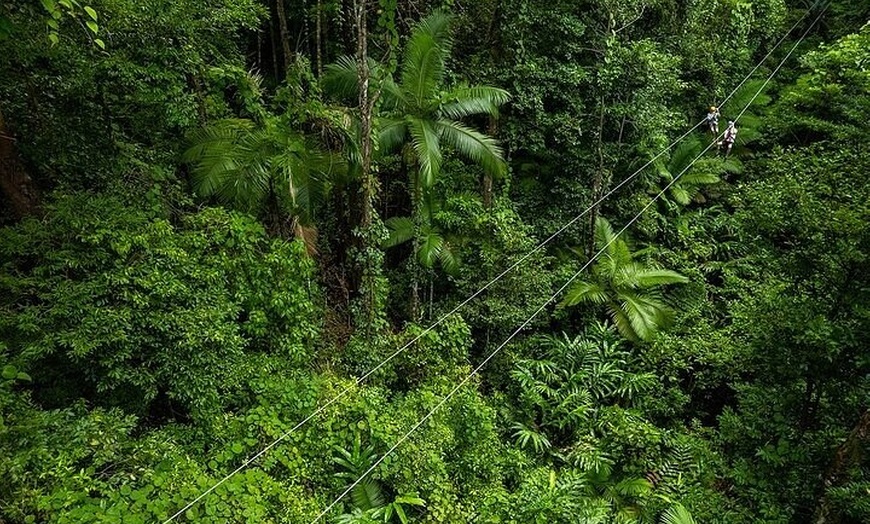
[721,121,738,156]
[706,106,720,134]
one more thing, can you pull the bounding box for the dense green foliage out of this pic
[1,0,867,523]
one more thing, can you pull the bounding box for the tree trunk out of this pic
[409,176,423,321]
[483,1,502,211]
[315,0,324,77]
[275,0,293,74]
[408,260,421,321]
[0,108,40,219]
[355,0,373,229]
[588,95,608,257]
[351,0,383,331]
[812,409,870,524]
[483,115,497,209]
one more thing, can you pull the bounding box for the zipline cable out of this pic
[161,3,824,521]
[308,5,828,522]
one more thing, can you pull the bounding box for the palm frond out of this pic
[512,422,552,453]
[393,493,425,507]
[614,477,652,497]
[184,119,273,211]
[631,269,689,288]
[669,185,692,206]
[352,479,386,512]
[593,217,618,255]
[435,119,507,178]
[667,136,702,176]
[322,55,361,100]
[379,76,405,110]
[618,291,669,342]
[679,171,720,186]
[378,118,409,155]
[608,306,638,342]
[417,229,445,269]
[408,117,442,188]
[660,504,696,524]
[401,12,453,106]
[439,85,510,119]
[384,216,415,248]
[720,79,769,121]
[437,241,460,275]
[562,281,609,306]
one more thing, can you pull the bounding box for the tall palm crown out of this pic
[324,11,510,192]
[562,217,689,342]
[182,117,337,251]
[378,12,510,190]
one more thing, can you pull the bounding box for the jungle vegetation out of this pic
[0,0,868,522]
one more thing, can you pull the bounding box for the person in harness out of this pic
[720,121,738,156]
[706,106,720,135]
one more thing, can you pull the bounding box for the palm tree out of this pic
[379,12,509,195]
[182,116,338,254]
[383,191,460,273]
[324,12,510,196]
[324,12,508,318]
[332,435,425,524]
[650,137,724,206]
[383,191,462,319]
[651,135,737,210]
[582,467,653,523]
[562,218,688,342]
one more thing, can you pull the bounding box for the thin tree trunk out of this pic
[270,13,280,82]
[355,0,373,229]
[352,0,381,331]
[0,108,40,218]
[316,0,324,76]
[410,271,420,321]
[813,409,870,524]
[409,176,423,321]
[483,0,502,211]
[483,115,497,209]
[588,94,607,257]
[275,0,293,73]
[257,29,262,71]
